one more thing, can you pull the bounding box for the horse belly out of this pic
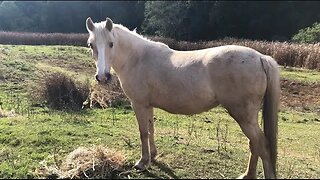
[150,87,219,115]
[160,101,219,115]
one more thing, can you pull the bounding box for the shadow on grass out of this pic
[138,160,179,179]
[120,160,179,179]
[152,160,179,179]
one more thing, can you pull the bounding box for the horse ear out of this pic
[106,17,113,32]
[86,17,95,32]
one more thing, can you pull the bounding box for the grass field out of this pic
[0,44,319,179]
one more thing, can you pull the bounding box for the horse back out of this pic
[121,45,268,114]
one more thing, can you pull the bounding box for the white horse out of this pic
[85,17,280,179]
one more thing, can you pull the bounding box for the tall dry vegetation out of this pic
[0,31,319,69]
[0,31,88,46]
[150,36,320,70]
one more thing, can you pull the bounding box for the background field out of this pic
[0,43,319,179]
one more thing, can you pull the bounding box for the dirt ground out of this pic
[280,78,320,114]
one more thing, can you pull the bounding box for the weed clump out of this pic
[34,72,90,111]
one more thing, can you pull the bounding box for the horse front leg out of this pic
[132,103,153,170]
[149,112,157,161]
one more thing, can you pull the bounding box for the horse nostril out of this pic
[95,75,100,82]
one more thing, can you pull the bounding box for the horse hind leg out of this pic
[239,122,275,179]
[226,105,276,179]
[238,143,259,179]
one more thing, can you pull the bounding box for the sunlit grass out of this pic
[280,66,320,83]
[0,107,319,178]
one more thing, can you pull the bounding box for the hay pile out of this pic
[82,75,130,109]
[35,146,126,179]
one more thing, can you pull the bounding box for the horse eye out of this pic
[109,42,113,48]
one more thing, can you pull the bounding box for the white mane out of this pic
[113,23,169,48]
[92,20,169,49]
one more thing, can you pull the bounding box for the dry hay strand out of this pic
[82,74,130,109]
[0,108,17,118]
[35,145,126,179]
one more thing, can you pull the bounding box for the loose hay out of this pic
[82,74,130,109]
[35,146,126,179]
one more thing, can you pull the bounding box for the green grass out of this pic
[0,44,319,179]
[0,108,319,179]
[280,66,320,83]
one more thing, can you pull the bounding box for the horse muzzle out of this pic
[95,73,112,84]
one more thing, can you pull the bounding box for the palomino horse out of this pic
[85,17,280,179]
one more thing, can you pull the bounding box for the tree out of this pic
[0,1,319,42]
[92,1,145,31]
[142,1,190,39]
[291,22,320,43]
[0,1,33,31]
[142,1,320,41]
[0,1,145,33]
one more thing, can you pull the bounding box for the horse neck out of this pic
[112,26,167,76]
[111,27,144,74]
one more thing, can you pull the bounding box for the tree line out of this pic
[0,1,319,41]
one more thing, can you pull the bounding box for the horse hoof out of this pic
[237,173,256,179]
[134,160,149,171]
[237,174,246,179]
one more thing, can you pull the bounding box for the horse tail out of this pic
[260,56,280,177]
